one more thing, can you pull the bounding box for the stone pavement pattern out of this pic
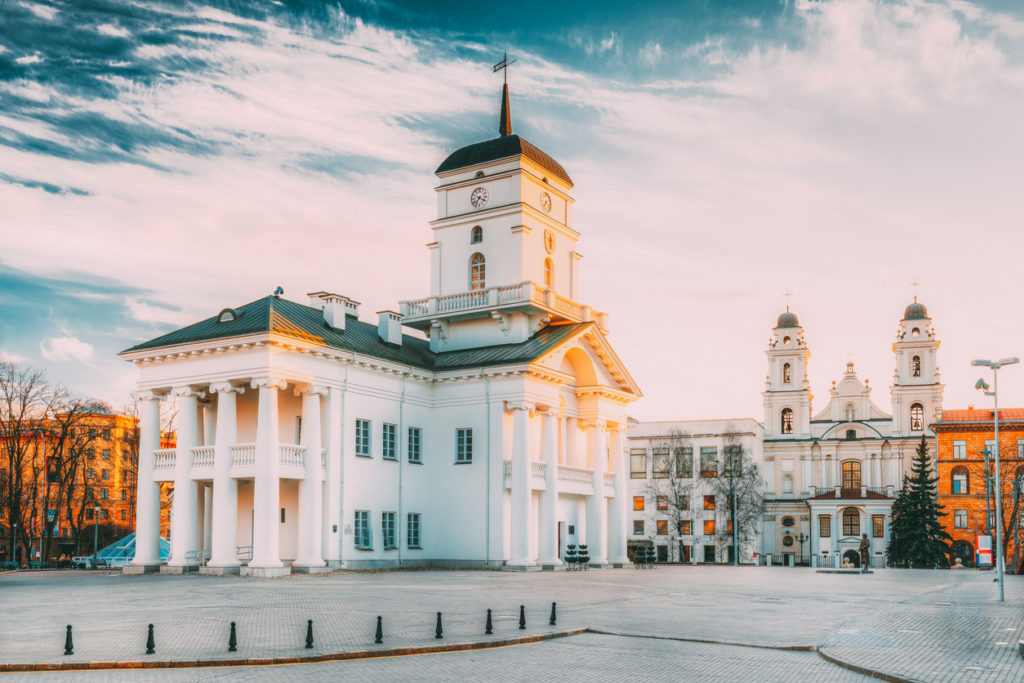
[0,566,1021,681]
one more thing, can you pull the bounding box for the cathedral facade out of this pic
[122,86,640,576]
[761,301,943,567]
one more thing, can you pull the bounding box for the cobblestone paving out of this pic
[0,566,1020,681]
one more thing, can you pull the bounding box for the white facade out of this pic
[761,302,943,567]
[626,419,764,564]
[123,92,641,576]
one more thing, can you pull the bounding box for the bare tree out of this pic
[644,429,697,562]
[709,428,764,564]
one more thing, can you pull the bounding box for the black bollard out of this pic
[305,619,314,649]
[519,605,526,630]
[145,624,155,655]
[435,612,443,639]
[549,602,557,626]
[228,622,237,652]
[63,625,73,656]
[485,609,493,635]
[375,616,383,644]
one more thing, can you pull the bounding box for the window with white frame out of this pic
[652,449,669,478]
[629,449,647,479]
[1018,439,1024,458]
[355,510,371,549]
[781,408,794,434]
[408,427,422,463]
[910,403,924,431]
[782,475,793,494]
[954,509,967,528]
[675,447,693,478]
[469,253,486,290]
[407,513,421,548]
[355,419,371,457]
[953,440,967,459]
[382,423,397,460]
[382,512,396,549]
[456,428,473,463]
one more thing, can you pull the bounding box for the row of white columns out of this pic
[507,404,628,567]
[131,379,327,573]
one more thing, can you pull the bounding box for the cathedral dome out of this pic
[435,134,573,186]
[903,300,928,320]
[776,310,799,328]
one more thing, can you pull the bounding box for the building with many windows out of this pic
[931,407,1024,570]
[626,419,763,564]
[122,85,640,576]
[761,301,943,567]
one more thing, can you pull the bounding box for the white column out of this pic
[508,401,534,566]
[208,383,242,568]
[537,408,560,565]
[295,385,326,568]
[833,456,840,489]
[168,387,203,566]
[200,485,212,551]
[250,378,286,570]
[585,419,608,564]
[607,425,629,565]
[131,391,162,567]
[326,386,343,564]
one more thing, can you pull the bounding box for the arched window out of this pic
[782,516,795,527]
[543,258,554,288]
[841,461,861,489]
[782,363,792,383]
[470,226,483,244]
[474,171,485,178]
[844,404,855,421]
[912,355,921,377]
[910,403,924,431]
[951,466,969,494]
[842,508,860,536]
[782,476,793,494]
[781,408,794,434]
[469,253,486,290]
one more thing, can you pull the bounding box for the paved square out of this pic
[0,566,1020,681]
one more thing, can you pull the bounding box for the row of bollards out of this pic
[61,603,558,656]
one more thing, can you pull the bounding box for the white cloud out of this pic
[0,351,29,363]
[19,2,57,20]
[40,336,95,363]
[15,53,42,65]
[96,23,130,38]
[638,41,663,67]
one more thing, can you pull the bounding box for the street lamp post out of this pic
[796,532,808,566]
[92,505,100,569]
[973,357,1019,602]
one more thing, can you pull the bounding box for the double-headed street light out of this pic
[973,356,1019,602]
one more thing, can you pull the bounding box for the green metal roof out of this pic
[122,295,591,372]
[435,135,573,186]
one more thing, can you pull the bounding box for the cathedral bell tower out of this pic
[399,71,607,352]
[891,299,943,436]
[763,309,812,438]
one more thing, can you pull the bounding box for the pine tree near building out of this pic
[887,436,952,568]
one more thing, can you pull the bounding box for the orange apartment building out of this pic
[932,408,1024,570]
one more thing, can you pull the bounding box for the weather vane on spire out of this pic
[910,277,920,303]
[783,289,792,312]
[493,52,516,137]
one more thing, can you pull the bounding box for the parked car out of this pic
[71,556,94,569]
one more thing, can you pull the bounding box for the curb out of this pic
[0,628,588,673]
[584,628,817,652]
[816,647,916,683]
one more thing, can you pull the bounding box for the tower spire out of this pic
[492,52,516,137]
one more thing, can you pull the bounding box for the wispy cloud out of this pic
[40,335,95,363]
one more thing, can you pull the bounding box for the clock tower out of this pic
[399,82,607,352]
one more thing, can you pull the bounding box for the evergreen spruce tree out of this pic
[887,437,952,568]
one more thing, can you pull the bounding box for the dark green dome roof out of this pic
[776,311,799,328]
[435,134,573,187]
[904,301,928,320]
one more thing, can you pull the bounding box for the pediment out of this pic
[531,323,641,398]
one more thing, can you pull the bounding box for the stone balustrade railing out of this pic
[153,448,175,470]
[231,443,256,467]
[531,461,546,478]
[191,446,215,469]
[557,464,594,485]
[280,444,305,468]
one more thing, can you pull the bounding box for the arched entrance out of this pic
[951,540,974,567]
[843,549,860,567]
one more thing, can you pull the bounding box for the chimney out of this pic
[307,291,357,330]
[377,310,402,346]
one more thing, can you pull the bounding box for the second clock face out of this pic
[470,187,489,209]
[540,192,551,212]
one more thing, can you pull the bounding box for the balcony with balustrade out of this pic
[399,280,608,331]
[153,444,310,481]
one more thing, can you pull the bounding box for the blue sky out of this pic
[2,0,1024,419]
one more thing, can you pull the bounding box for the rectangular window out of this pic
[102,428,110,439]
[723,446,742,476]
[86,448,95,460]
[407,513,421,548]
[675,447,693,478]
[633,496,645,511]
[678,495,689,510]
[281,508,286,523]
[120,509,126,521]
[633,520,644,535]
[102,449,111,460]
[872,515,884,538]
[656,520,668,535]
[382,512,396,549]
[679,520,691,535]
[100,488,108,500]
[703,495,716,510]
[954,509,967,528]
[121,489,127,501]
[1018,440,1024,459]
[100,509,108,520]
[629,450,647,479]
[700,447,718,477]
[652,449,670,478]
[102,469,110,480]
[985,439,995,457]
[703,519,715,535]
[456,428,473,463]
[85,508,94,521]
[87,468,95,479]
[382,423,397,460]
[408,427,422,463]
[819,515,831,538]
[295,416,302,443]
[657,495,668,511]
[355,510,371,549]
[355,419,371,457]
[952,440,967,459]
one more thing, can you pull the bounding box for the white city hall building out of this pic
[761,301,943,568]
[122,86,641,576]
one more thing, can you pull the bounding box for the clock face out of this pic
[544,229,556,254]
[540,192,551,212]
[470,187,488,209]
